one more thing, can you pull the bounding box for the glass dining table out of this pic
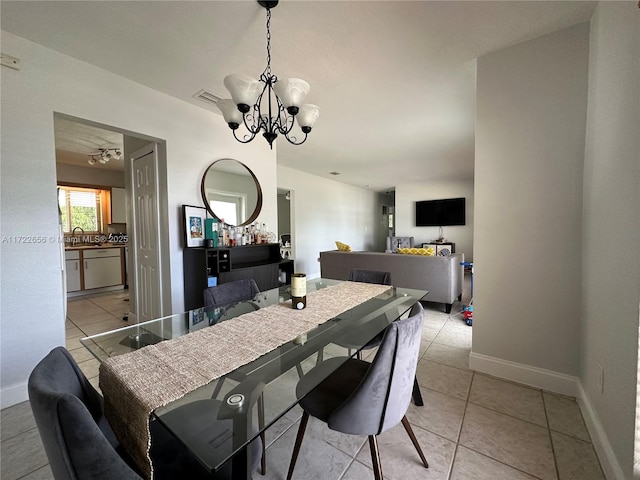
[81,278,428,479]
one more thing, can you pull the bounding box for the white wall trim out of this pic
[576,381,626,480]
[469,352,578,396]
[1,381,28,409]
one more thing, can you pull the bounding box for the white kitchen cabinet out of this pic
[64,250,81,292]
[65,260,81,292]
[83,248,123,289]
[111,187,126,224]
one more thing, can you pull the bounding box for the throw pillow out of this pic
[335,241,352,252]
[397,247,435,256]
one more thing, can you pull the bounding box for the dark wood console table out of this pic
[183,243,284,310]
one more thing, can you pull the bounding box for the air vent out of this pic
[329,172,340,176]
[194,89,222,106]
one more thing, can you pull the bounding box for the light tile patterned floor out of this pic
[1,282,606,480]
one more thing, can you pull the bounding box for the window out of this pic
[209,200,239,226]
[207,190,246,226]
[58,186,106,234]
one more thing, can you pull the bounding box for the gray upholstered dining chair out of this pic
[348,268,392,286]
[203,277,267,475]
[344,269,392,360]
[344,269,425,407]
[29,347,263,480]
[28,346,142,480]
[204,278,260,309]
[286,302,428,480]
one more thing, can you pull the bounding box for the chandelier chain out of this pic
[265,7,272,76]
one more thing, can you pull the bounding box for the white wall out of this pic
[0,31,276,407]
[395,178,474,260]
[56,163,125,188]
[277,165,385,278]
[580,3,640,478]
[473,24,589,382]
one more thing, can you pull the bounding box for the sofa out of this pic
[320,250,464,313]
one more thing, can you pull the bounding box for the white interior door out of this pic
[130,144,163,322]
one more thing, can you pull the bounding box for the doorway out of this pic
[53,113,170,323]
[277,188,293,263]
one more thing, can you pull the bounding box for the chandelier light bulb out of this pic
[296,104,320,131]
[273,78,310,113]
[217,99,243,129]
[224,74,261,112]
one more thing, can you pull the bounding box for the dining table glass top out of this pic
[81,278,428,476]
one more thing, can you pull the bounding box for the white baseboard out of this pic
[576,382,626,480]
[469,352,578,396]
[469,352,625,480]
[1,381,28,409]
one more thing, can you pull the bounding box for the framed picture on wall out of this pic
[183,205,207,248]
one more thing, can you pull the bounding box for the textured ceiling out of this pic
[54,118,124,171]
[2,1,596,191]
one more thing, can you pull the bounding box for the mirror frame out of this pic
[200,158,263,227]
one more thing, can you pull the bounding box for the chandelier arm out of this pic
[283,131,309,146]
[232,128,258,144]
[275,111,295,135]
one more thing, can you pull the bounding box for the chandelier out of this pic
[217,0,319,149]
[87,148,122,166]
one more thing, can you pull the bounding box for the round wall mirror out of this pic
[200,158,262,227]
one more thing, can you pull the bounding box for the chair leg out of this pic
[412,376,424,406]
[356,350,363,360]
[368,435,383,480]
[258,394,266,475]
[400,416,429,468]
[286,411,309,480]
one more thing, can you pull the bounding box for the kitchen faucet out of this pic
[71,226,85,244]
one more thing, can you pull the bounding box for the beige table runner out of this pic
[100,281,391,479]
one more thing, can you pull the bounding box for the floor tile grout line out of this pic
[13,462,50,480]
[0,425,40,445]
[452,370,551,480]
[541,390,562,480]
[16,463,49,480]
[550,430,608,479]
[454,445,548,480]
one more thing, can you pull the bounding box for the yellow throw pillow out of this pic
[335,241,352,252]
[397,247,435,256]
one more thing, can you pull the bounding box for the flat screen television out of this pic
[415,198,466,226]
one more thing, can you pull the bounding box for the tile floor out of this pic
[1,284,606,480]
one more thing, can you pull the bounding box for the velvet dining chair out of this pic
[344,269,392,360]
[286,302,428,480]
[348,268,392,286]
[344,269,425,406]
[29,347,263,480]
[28,347,143,480]
[203,277,267,475]
[204,278,260,311]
